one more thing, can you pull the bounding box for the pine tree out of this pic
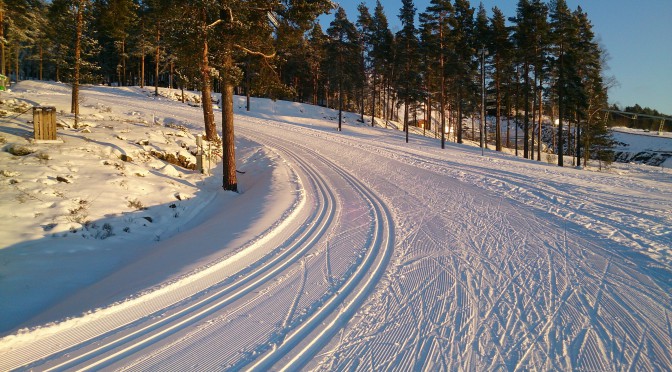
[549,0,578,166]
[489,6,513,152]
[356,3,372,123]
[475,3,489,149]
[511,0,547,159]
[452,0,475,144]
[98,0,138,86]
[370,1,394,125]
[306,24,326,106]
[1,0,44,82]
[573,7,613,168]
[395,0,422,143]
[326,7,360,131]
[420,0,455,149]
[215,0,332,191]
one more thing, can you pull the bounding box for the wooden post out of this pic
[33,106,57,141]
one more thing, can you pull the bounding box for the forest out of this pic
[2,0,617,173]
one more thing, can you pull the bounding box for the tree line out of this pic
[2,0,614,188]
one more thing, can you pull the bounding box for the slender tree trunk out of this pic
[222,52,237,192]
[537,83,543,161]
[557,52,564,166]
[338,75,342,131]
[200,17,216,141]
[14,46,19,82]
[169,60,173,90]
[523,63,530,158]
[576,119,582,167]
[371,71,376,127]
[440,57,446,148]
[531,73,537,159]
[140,52,145,88]
[71,0,84,116]
[456,90,463,144]
[154,29,160,96]
[245,57,251,111]
[404,99,409,143]
[0,7,4,77]
[495,60,502,151]
[39,45,43,80]
[122,39,127,86]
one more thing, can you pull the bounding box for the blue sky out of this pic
[322,0,672,115]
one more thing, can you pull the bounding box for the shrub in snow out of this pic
[128,198,146,210]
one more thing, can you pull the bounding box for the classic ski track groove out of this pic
[240,126,395,371]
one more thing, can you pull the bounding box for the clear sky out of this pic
[323,0,672,115]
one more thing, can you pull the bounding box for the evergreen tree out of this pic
[1,0,44,81]
[452,0,475,144]
[511,0,547,159]
[97,0,138,86]
[370,1,394,125]
[573,7,613,168]
[475,3,489,149]
[325,7,360,131]
[306,24,326,106]
[549,0,578,166]
[395,0,422,143]
[357,2,373,124]
[215,0,332,191]
[420,0,455,149]
[489,6,513,152]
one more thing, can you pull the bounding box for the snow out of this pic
[0,81,670,371]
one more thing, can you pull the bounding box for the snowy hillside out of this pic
[0,81,670,371]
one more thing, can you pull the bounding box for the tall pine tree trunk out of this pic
[140,52,145,88]
[557,53,564,166]
[456,90,463,144]
[440,57,446,148]
[14,46,19,82]
[371,71,376,127]
[222,52,237,192]
[523,63,530,158]
[71,0,84,116]
[154,29,160,96]
[199,13,216,141]
[39,44,43,80]
[0,7,4,77]
[537,83,543,161]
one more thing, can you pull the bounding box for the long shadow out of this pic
[0,153,285,337]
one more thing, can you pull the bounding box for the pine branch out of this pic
[233,44,276,59]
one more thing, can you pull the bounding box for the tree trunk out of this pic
[71,0,84,116]
[523,63,530,158]
[371,71,376,127]
[440,57,446,148]
[246,57,251,111]
[456,90,463,144]
[140,52,145,88]
[537,83,543,161]
[0,7,4,77]
[495,58,502,151]
[222,53,237,192]
[122,39,127,86]
[531,73,537,159]
[39,44,43,81]
[404,99,409,143]
[14,46,19,82]
[200,14,216,141]
[557,53,564,166]
[154,29,160,96]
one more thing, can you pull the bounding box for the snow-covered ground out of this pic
[0,81,670,370]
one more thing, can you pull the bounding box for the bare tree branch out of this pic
[233,44,276,59]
